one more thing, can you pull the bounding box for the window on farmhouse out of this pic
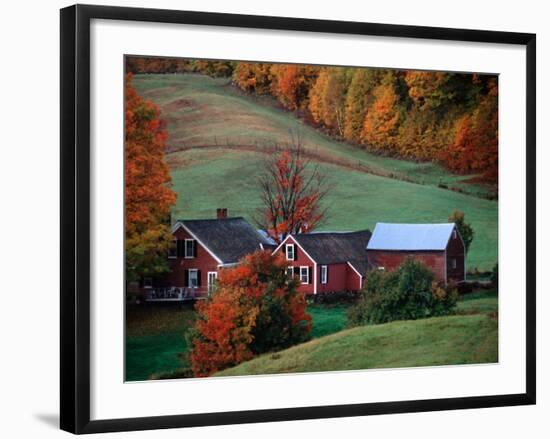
[452,259,457,269]
[287,266,295,278]
[321,265,328,284]
[168,239,177,258]
[185,239,195,258]
[300,266,309,284]
[188,269,199,288]
[285,244,295,260]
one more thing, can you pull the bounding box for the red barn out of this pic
[146,210,274,300]
[366,223,465,285]
[272,230,371,295]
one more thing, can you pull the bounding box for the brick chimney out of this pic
[216,208,228,219]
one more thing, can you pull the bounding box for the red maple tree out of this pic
[190,250,311,377]
[125,73,177,283]
[257,134,330,243]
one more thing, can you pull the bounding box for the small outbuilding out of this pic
[366,223,465,285]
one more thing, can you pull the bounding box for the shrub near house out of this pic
[348,258,458,326]
[189,250,311,377]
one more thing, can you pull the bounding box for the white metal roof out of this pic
[366,223,455,251]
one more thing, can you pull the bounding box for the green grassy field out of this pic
[215,313,498,377]
[125,305,195,381]
[125,291,496,380]
[133,73,498,271]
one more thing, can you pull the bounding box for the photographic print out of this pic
[124,56,499,382]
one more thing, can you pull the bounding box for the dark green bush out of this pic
[310,290,362,305]
[347,258,458,326]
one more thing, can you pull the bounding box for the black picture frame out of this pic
[60,4,536,434]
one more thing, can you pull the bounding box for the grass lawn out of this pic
[170,149,497,270]
[308,305,349,339]
[125,305,196,381]
[132,74,493,198]
[133,73,498,271]
[125,291,497,380]
[215,313,498,377]
[456,290,498,315]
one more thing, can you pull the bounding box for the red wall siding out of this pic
[274,236,315,294]
[446,227,466,282]
[367,250,446,283]
[317,262,347,293]
[346,263,363,291]
[158,226,220,293]
[274,238,364,294]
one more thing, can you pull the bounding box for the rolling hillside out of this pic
[215,314,498,377]
[133,74,498,271]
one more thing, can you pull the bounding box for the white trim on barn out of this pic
[272,235,318,267]
[346,261,363,289]
[313,261,317,294]
[320,265,328,284]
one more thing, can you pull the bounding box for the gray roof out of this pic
[177,217,273,264]
[367,223,455,251]
[256,229,278,246]
[292,230,371,275]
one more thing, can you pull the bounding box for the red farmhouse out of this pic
[272,231,372,295]
[149,209,274,300]
[366,223,465,285]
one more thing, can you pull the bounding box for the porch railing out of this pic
[145,287,208,301]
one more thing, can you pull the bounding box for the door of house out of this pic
[207,271,217,294]
[188,269,199,288]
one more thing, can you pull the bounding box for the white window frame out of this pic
[287,266,295,278]
[188,269,199,288]
[285,243,295,260]
[320,265,328,284]
[299,266,309,284]
[143,277,153,289]
[168,238,177,259]
[453,229,457,239]
[452,258,457,269]
[207,271,217,293]
[184,239,195,259]
[378,266,385,271]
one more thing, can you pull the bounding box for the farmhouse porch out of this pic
[145,286,209,302]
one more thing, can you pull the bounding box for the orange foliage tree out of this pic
[441,79,498,182]
[125,73,177,283]
[232,62,273,94]
[343,68,379,142]
[308,67,351,136]
[257,134,330,243]
[361,79,402,150]
[270,64,319,111]
[190,250,312,377]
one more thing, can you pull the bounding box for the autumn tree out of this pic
[449,210,474,253]
[232,62,273,94]
[441,99,498,181]
[257,133,330,243]
[308,67,351,136]
[190,250,312,377]
[361,74,402,151]
[270,64,319,111]
[343,68,379,142]
[125,73,177,284]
